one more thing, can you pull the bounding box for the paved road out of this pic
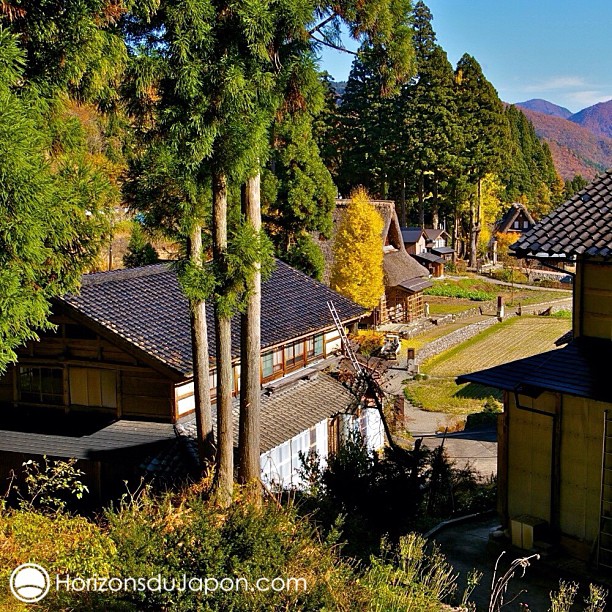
[433,516,582,611]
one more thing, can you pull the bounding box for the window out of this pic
[262,352,273,378]
[307,335,324,359]
[523,220,529,229]
[262,350,283,379]
[20,367,63,405]
[513,220,520,229]
[284,340,305,368]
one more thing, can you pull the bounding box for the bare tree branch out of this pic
[310,34,357,56]
[308,13,337,35]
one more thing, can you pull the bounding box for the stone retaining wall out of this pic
[415,297,572,364]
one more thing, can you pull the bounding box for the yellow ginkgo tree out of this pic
[330,188,385,309]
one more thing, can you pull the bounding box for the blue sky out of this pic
[318,0,612,113]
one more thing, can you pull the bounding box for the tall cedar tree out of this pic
[336,46,402,198]
[398,2,460,228]
[454,53,508,267]
[124,0,416,502]
[3,0,128,104]
[330,189,385,309]
[262,69,336,280]
[0,29,109,370]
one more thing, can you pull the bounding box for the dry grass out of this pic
[423,316,571,378]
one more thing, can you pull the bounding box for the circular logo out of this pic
[9,563,50,603]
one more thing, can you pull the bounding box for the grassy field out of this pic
[404,316,571,414]
[405,379,502,415]
[424,277,570,316]
[423,316,571,377]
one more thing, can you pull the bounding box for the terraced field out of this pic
[405,316,572,415]
[423,316,571,377]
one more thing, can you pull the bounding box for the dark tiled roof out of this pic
[496,202,535,233]
[456,338,612,403]
[432,246,455,256]
[178,372,353,453]
[401,228,425,244]
[512,170,612,258]
[60,261,365,376]
[413,252,445,265]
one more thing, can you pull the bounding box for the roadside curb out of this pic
[424,509,497,539]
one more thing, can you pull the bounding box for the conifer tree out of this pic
[454,53,508,267]
[0,29,108,371]
[330,189,385,309]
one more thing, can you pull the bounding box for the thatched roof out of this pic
[314,199,430,288]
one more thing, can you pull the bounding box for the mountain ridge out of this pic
[516,106,612,180]
[516,99,572,120]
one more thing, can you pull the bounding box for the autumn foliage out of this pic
[330,189,385,309]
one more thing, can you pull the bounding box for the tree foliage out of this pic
[330,189,385,309]
[0,29,110,371]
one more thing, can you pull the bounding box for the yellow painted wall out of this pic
[577,259,612,340]
[559,396,606,543]
[507,391,609,545]
[507,393,554,523]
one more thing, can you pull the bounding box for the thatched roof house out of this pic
[315,199,431,325]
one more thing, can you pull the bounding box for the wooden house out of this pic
[401,227,427,255]
[0,261,386,496]
[315,201,432,326]
[401,227,447,278]
[496,202,535,235]
[458,170,612,567]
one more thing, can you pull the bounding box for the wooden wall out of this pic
[0,309,176,422]
[575,259,612,340]
[505,391,608,548]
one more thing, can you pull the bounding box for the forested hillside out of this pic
[518,107,612,180]
[570,100,612,139]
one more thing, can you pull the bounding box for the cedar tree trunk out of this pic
[212,171,233,506]
[238,172,262,489]
[189,224,215,465]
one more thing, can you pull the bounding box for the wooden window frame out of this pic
[19,366,64,406]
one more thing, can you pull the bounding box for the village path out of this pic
[469,273,574,293]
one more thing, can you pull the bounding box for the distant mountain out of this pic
[518,107,612,180]
[331,80,347,98]
[516,99,572,120]
[569,100,612,140]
